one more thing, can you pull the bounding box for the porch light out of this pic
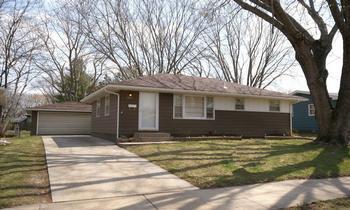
[128,93,133,97]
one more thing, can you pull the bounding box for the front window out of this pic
[308,104,315,116]
[174,95,183,118]
[185,96,205,118]
[206,97,214,119]
[269,100,280,112]
[104,95,110,116]
[96,99,101,117]
[173,95,214,119]
[235,98,245,110]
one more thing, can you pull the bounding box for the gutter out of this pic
[81,84,306,104]
[26,109,91,113]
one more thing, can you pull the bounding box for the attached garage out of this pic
[28,102,92,135]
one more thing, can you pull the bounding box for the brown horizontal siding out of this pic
[120,91,290,137]
[91,94,118,140]
[158,93,290,137]
[93,91,290,139]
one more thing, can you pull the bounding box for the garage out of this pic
[28,102,92,135]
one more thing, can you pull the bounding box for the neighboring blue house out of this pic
[291,90,337,133]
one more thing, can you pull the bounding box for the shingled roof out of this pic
[82,74,304,103]
[114,74,301,100]
[27,101,91,113]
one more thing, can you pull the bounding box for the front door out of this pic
[138,92,159,130]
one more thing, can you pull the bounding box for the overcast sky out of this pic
[271,33,342,94]
[27,0,342,95]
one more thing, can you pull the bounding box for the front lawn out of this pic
[124,139,350,188]
[0,133,51,208]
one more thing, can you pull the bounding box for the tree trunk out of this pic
[323,37,350,145]
[0,105,3,137]
[294,38,350,145]
[293,41,336,144]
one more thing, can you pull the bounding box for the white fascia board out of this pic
[80,86,108,103]
[26,109,91,113]
[81,84,306,103]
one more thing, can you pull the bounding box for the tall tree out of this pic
[230,0,348,145]
[82,0,206,80]
[36,0,104,102]
[204,8,294,88]
[0,0,40,135]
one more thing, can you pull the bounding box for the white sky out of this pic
[271,34,342,94]
[27,0,343,95]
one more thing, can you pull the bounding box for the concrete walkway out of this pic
[42,136,197,202]
[5,177,350,210]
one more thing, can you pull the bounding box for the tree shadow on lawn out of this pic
[118,142,350,210]
[229,143,350,185]
[138,141,350,188]
[0,147,52,208]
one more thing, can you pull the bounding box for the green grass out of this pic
[124,139,350,188]
[0,132,51,208]
[287,197,350,209]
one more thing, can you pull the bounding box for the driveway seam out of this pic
[142,194,159,210]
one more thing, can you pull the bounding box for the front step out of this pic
[133,132,172,141]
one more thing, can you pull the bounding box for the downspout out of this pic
[36,111,39,135]
[289,102,293,136]
[104,88,120,141]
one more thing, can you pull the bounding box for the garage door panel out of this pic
[38,112,91,135]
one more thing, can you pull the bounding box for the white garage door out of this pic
[38,111,91,135]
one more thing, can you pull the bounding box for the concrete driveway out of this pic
[43,136,197,202]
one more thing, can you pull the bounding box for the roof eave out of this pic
[26,109,91,113]
[82,84,305,103]
[81,86,109,103]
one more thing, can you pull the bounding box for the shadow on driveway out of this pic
[51,136,114,148]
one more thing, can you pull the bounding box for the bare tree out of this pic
[36,0,104,102]
[204,8,294,89]
[82,0,206,80]
[227,0,350,145]
[0,0,40,135]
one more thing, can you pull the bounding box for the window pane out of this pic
[96,100,101,117]
[175,107,182,117]
[235,98,244,110]
[206,97,214,119]
[174,95,183,118]
[309,104,315,116]
[185,96,204,118]
[269,100,280,112]
[105,96,110,115]
[174,95,182,106]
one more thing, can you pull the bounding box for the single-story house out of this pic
[81,74,303,141]
[28,102,92,135]
[291,90,337,133]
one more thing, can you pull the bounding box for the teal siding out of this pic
[292,93,337,133]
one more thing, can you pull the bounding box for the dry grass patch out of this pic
[0,133,51,208]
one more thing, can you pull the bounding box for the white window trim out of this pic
[308,104,315,116]
[96,99,101,117]
[104,95,110,116]
[173,94,215,120]
[269,100,281,112]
